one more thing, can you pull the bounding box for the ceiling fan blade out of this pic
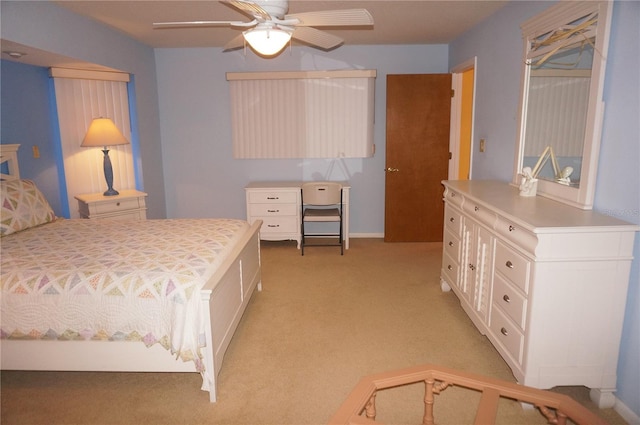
[153,20,256,29]
[226,0,271,21]
[292,27,343,51]
[223,34,246,51]
[285,9,373,27]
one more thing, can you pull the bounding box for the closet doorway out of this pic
[384,73,452,242]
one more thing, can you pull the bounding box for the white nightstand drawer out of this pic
[495,241,530,293]
[257,217,298,234]
[493,273,527,329]
[248,191,298,204]
[92,197,143,215]
[249,203,298,217]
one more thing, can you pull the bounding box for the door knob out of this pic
[385,167,400,172]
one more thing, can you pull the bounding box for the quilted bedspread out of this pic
[0,218,249,371]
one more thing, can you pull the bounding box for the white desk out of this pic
[245,181,350,249]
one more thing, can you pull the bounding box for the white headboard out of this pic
[0,144,21,180]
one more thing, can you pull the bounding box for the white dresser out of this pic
[245,181,350,249]
[440,180,638,408]
[75,190,147,220]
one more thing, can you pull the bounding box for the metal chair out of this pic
[300,182,343,255]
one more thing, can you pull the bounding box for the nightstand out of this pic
[75,190,148,220]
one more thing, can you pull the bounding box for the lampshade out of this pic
[81,118,129,148]
[243,25,292,56]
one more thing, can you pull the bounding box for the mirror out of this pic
[513,1,613,209]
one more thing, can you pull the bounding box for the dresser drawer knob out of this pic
[501,327,509,336]
[503,294,511,303]
[469,264,476,271]
[116,202,121,207]
[448,241,454,247]
[447,265,453,271]
[449,217,455,223]
[474,206,479,212]
[506,260,514,269]
[509,225,515,232]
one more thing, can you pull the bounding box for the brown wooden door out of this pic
[385,74,452,242]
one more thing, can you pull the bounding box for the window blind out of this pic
[227,70,376,159]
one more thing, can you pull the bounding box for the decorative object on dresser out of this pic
[80,117,130,196]
[245,181,351,250]
[440,180,638,409]
[300,181,343,255]
[74,190,148,220]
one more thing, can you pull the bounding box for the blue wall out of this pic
[0,60,63,216]
[1,0,638,419]
[450,0,640,417]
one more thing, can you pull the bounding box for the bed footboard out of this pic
[199,220,262,402]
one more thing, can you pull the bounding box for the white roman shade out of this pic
[227,70,376,159]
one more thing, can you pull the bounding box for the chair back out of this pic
[302,182,342,206]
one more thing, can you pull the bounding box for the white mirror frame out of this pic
[513,1,613,210]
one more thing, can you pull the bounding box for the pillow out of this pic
[1,179,56,237]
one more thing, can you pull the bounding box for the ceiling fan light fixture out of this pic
[243,25,292,56]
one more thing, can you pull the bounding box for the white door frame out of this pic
[448,57,477,180]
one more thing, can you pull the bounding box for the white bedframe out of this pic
[0,144,263,402]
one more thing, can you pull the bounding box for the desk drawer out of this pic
[248,191,297,204]
[256,216,298,234]
[249,203,298,217]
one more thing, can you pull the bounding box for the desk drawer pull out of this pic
[501,327,509,336]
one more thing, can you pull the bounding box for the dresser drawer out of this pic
[443,228,461,262]
[249,203,298,217]
[441,252,459,287]
[255,216,298,234]
[444,205,462,235]
[495,241,530,293]
[490,307,524,365]
[493,273,527,329]
[248,191,297,204]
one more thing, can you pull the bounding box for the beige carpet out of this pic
[1,239,626,424]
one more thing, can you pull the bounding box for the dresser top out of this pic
[443,180,638,233]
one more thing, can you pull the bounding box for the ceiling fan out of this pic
[153,0,374,56]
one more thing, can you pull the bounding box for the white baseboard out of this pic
[615,397,640,425]
[349,233,384,238]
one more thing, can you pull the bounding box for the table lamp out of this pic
[81,117,129,196]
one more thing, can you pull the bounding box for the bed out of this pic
[0,144,262,403]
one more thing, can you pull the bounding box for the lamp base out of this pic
[103,188,120,196]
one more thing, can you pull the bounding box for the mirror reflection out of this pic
[522,29,595,188]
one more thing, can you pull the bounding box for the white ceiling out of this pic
[2,0,508,68]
